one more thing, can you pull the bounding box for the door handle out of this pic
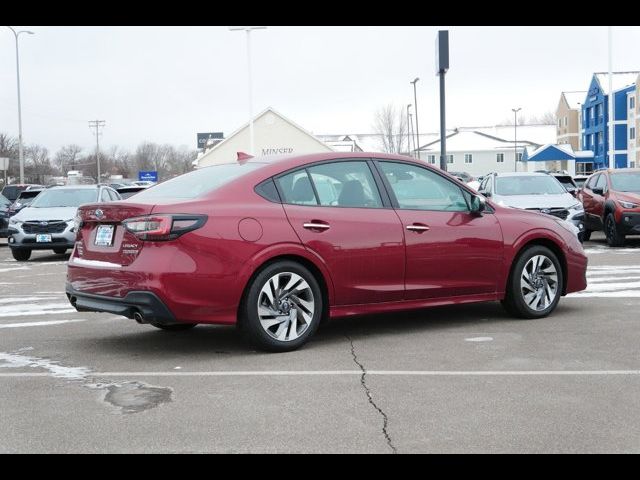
[303,222,330,231]
[406,224,430,233]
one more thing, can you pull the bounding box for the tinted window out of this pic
[276,170,317,205]
[379,162,468,211]
[30,188,98,208]
[307,161,382,208]
[132,163,264,200]
[495,176,566,195]
[610,172,640,192]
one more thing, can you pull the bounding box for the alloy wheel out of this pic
[520,255,558,311]
[257,272,315,342]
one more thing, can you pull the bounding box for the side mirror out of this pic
[470,194,487,215]
[592,187,604,196]
[479,190,492,198]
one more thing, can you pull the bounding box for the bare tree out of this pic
[373,104,407,154]
[24,144,54,183]
[502,110,557,125]
[0,133,19,180]
[54,144,83,174]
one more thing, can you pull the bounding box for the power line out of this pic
[88,120,105,181]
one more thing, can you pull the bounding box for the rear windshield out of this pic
[610,172,640,192]
[30,188,98,208]
[131,163,264,200]
[495,176,567,195]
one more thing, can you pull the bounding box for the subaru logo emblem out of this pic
[541,208,550,214]
[39,221,48,227]
[95,209,104,219]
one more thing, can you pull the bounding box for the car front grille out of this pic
[22,220,67,234]
[525,208,569,220]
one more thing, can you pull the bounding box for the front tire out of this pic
[11,249,31,262]
[501,245,564,319]
[240,260,323,352]
[605,213,626,247]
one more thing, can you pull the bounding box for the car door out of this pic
[583,174,607,229]
[276,159,405,305]
[375,160,503,300]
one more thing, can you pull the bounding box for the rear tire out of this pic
[150,323,197,331]
[604,213,625,247]
[240,260,323,352]
[501,245,564,319]
[53,248,67,255]
[11,249,31,262]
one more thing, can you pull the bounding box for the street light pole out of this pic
[6,26,34,184]
[229,26,267,155]
[410,78,420,158]
[512,108,521,172]
[406,104,413,156]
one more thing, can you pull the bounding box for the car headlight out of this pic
[9,218,22,227]
[619,201,639,209]
[72,215,82,233]
[569,202,584,211]
[556,218,580,236]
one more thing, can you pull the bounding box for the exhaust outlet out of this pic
[133,311,145,324]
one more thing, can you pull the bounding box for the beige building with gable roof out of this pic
[194,108,334,168]
[556,91,585,151]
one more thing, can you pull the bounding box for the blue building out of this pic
[581,72,639,170]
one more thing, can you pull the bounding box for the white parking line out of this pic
[1,370,640,378]
[0,319,87,329]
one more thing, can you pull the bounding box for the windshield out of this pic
[610,172,640,192]
[30,188,98,208]
[495,176,567,196]
[132,163,264,200]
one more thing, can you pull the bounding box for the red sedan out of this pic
[66,153,587,351]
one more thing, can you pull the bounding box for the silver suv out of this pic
[7,185,120,261]
[477,172,586,241]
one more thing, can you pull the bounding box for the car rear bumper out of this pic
[65,283,178,325]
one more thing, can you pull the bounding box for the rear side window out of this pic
[307,161,382,208]
[276,171,317,205]
[132,163,265,200]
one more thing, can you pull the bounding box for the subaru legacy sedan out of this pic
[66,153,587,352]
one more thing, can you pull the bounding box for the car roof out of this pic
[47,184,101,190]
[491,172,550,178]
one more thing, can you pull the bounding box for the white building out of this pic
[194,107,333,168]
[415,124,557,177]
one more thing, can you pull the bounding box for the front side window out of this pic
[379,162,468,212]
[307,161,382,208]
[595,174,608,191]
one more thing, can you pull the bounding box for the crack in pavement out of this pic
[346,335,397,454]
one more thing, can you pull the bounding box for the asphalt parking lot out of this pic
[1,233,639,453]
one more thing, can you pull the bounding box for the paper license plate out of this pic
[95,225,114,246]
[36,234,52,243]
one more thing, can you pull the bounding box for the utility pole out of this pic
[88,120,105,183]
[407,104,413,157]
[410,78,420,159]
[436,31,449,171]
[607,26,614,169]
[512,108,521,172]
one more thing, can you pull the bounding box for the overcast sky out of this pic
[1,26,640,154]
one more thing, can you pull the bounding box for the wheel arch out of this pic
[507,236,569,296]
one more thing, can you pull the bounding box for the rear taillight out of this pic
[123,214,207,241]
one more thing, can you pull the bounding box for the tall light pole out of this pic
[229,26,267,155]
[406,104,413,156]
[410,78,420,158]
[512,108,521,172]
[6,26,35,184]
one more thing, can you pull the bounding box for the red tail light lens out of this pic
[123,214,207,241]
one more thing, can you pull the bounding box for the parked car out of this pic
[573,175,589,190]
[8,184,121,261]
[8,188,44,216]
[115,185,149,199]
[66,153,587,352]
[1,184,43,203]
[0,193,11,237]
[579,168,640,246]
[549,173,579,197]
[478,172,586,241]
